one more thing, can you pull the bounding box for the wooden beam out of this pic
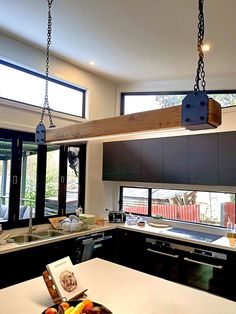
[45,99,221,143]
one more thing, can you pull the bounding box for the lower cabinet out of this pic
[115,229,146,272]
[0,238,75,289]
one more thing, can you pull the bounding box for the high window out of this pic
[0,59,86,117]
[121,91,236,115]
[0,129,86,229]
[120,186,235,228]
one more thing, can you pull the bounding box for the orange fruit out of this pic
[60,302,70,311]
[82,299,94,311]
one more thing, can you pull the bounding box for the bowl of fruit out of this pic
[42,299,113,314]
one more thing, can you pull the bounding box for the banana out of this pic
[70,302,85,314]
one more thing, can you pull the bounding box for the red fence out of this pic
[125,204,200,222]
[222,202,235,226]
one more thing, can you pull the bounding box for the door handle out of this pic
[12,175,17,184]
[183,257,223,269]
[147,248,179,258]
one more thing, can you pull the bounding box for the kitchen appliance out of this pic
[73,232,114,263]
[107,210,126,223]
[145,236,228,298]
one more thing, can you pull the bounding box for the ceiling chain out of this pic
[194,0,206,92]
[39,0,55,128]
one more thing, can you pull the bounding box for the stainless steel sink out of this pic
[9,234,42,244]
[33,229,64,238]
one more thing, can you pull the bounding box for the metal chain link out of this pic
[194,0,206,92]
[39,0,55,128]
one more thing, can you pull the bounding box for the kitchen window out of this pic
[0,59,86,117]
[0,129,86,229]
[120,186,236,228]
[121,91,236,115]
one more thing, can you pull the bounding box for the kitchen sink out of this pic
[32,229,64,238]
[9,234,42,244]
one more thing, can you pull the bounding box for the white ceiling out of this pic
[0,0,236,83]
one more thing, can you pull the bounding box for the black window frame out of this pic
[0,128,86,230]
[120,90,236,115]
[0,59,86,118]
[119,186,236,228]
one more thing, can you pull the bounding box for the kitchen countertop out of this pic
[0,258,235,314]
[0,222,235,255]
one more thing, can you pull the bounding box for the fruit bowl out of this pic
[42,299,113,314]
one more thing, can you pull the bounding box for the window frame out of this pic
[0,128,86,229]
[0,59,86,118]
[120,90,236,115]
[119,186,236,228]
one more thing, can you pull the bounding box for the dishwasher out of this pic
[73,232,113,263]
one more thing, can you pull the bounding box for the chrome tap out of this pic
[28,206,33,234]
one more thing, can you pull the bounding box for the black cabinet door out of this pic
[189,134,218,185]
[120,140,141,181]
[103,142,122,180]
[219,132,236,186]
[163,136,188,183]
[103,141,140,181]
[116,229,146,272]
[140,138,163,182]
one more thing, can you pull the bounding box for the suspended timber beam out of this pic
[44,98,221,144]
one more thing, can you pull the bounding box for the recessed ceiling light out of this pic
[89,61,96,66]
[202,43,210,52]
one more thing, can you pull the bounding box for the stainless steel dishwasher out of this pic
[73,232,113,263]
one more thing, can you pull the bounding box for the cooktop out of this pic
[162,227,222,243]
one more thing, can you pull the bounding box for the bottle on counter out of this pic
[226,218,236,246]
[227,217,233,231]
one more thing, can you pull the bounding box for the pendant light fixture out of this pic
[40,0,221,145]
[181,0,221,130]
[35,0,56,144]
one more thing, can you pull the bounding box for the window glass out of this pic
[122,93,236,115]
[0,139,11,222]
[66,147,80,214]
[122,187,149,215]
[152,189,235,227]
[44,147,60,216]
[19,142,38,220]
[0,61,85,117]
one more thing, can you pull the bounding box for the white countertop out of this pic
[0,258,235,314]
[0,222,235,255]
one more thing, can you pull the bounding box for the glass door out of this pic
[0,139,12,222]
[19,142,38,220]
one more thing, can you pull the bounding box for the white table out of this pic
[0,258,236,314]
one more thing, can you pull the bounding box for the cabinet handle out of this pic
[183,257,223,269]
[147,248,179,258]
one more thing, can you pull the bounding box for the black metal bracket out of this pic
[35,123,46,144]
[181,91,211,130]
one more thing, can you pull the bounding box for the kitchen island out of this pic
[1,258,235,314]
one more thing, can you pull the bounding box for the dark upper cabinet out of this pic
[103,140,140,181]
[103,142,122,180]
[219,132,236,186]
[140,138,163,182]
[120,140,141,181]
[163,136,188,183]
[189,134,218,185]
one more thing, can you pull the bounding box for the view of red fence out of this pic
[124,203,200,222]
[222,202,235,226]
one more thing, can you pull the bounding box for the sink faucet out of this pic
[28,206,33,234]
